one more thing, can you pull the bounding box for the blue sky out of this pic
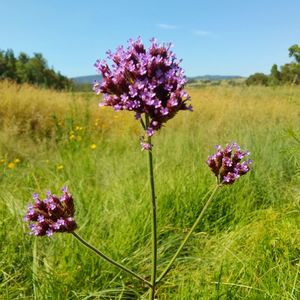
[1,0,300,77]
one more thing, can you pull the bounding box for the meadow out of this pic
[0,80,300,299]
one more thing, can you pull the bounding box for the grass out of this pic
[0,81,300,299]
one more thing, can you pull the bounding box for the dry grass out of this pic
[0,81,300,299]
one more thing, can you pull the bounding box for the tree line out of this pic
[0,49,73,90]
[246,44,300,86]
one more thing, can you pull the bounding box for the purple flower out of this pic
[93,37,191,138]
[25,187,77,236]
[140,141,153,151]
[207,143,252,185]
[135,113,141,120]
[146,127,154,137]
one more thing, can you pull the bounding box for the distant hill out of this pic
[71,74,242,85]
[71,75,102,84]
[188,75,243,81]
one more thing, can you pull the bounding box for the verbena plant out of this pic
[24,38,251,299]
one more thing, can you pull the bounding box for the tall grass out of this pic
[0,81,300,299]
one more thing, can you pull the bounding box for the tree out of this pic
[269,64,281,86]
[16,52,30,83]
[289,44,300,64]
[3,49,17,80]
[246,73,269,86]
[0,48,73,90]
[281,63,300,84]
[0,50,6,78]
[26,53,48,85]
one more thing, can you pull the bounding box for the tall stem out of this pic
[145,115,158,300]
[71,232,152,288]
[156,185,220,283]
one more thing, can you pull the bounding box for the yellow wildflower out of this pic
[56,165,64,171]
[14,158,21,164]
[75,126,83,131]
[90,144,97,150]
[69,134,76,140]
[0,159,5,165]
[8,162,15,169]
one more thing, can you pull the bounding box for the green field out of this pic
[1,81,300,299]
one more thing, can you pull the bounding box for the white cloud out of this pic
[193,29,211,36]
[157,23,179,30]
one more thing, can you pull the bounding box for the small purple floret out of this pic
[140,141,153,151]
[24,188,77,236]
[207,143,252,185]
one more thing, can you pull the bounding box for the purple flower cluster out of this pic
[207,143,252,184]
[24,187,77,236]
[93,37,192,137]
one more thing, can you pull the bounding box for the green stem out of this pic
[140,118,146,130]
[71,232,152,288]
[156,184,220,283]
[145,115,158,300]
